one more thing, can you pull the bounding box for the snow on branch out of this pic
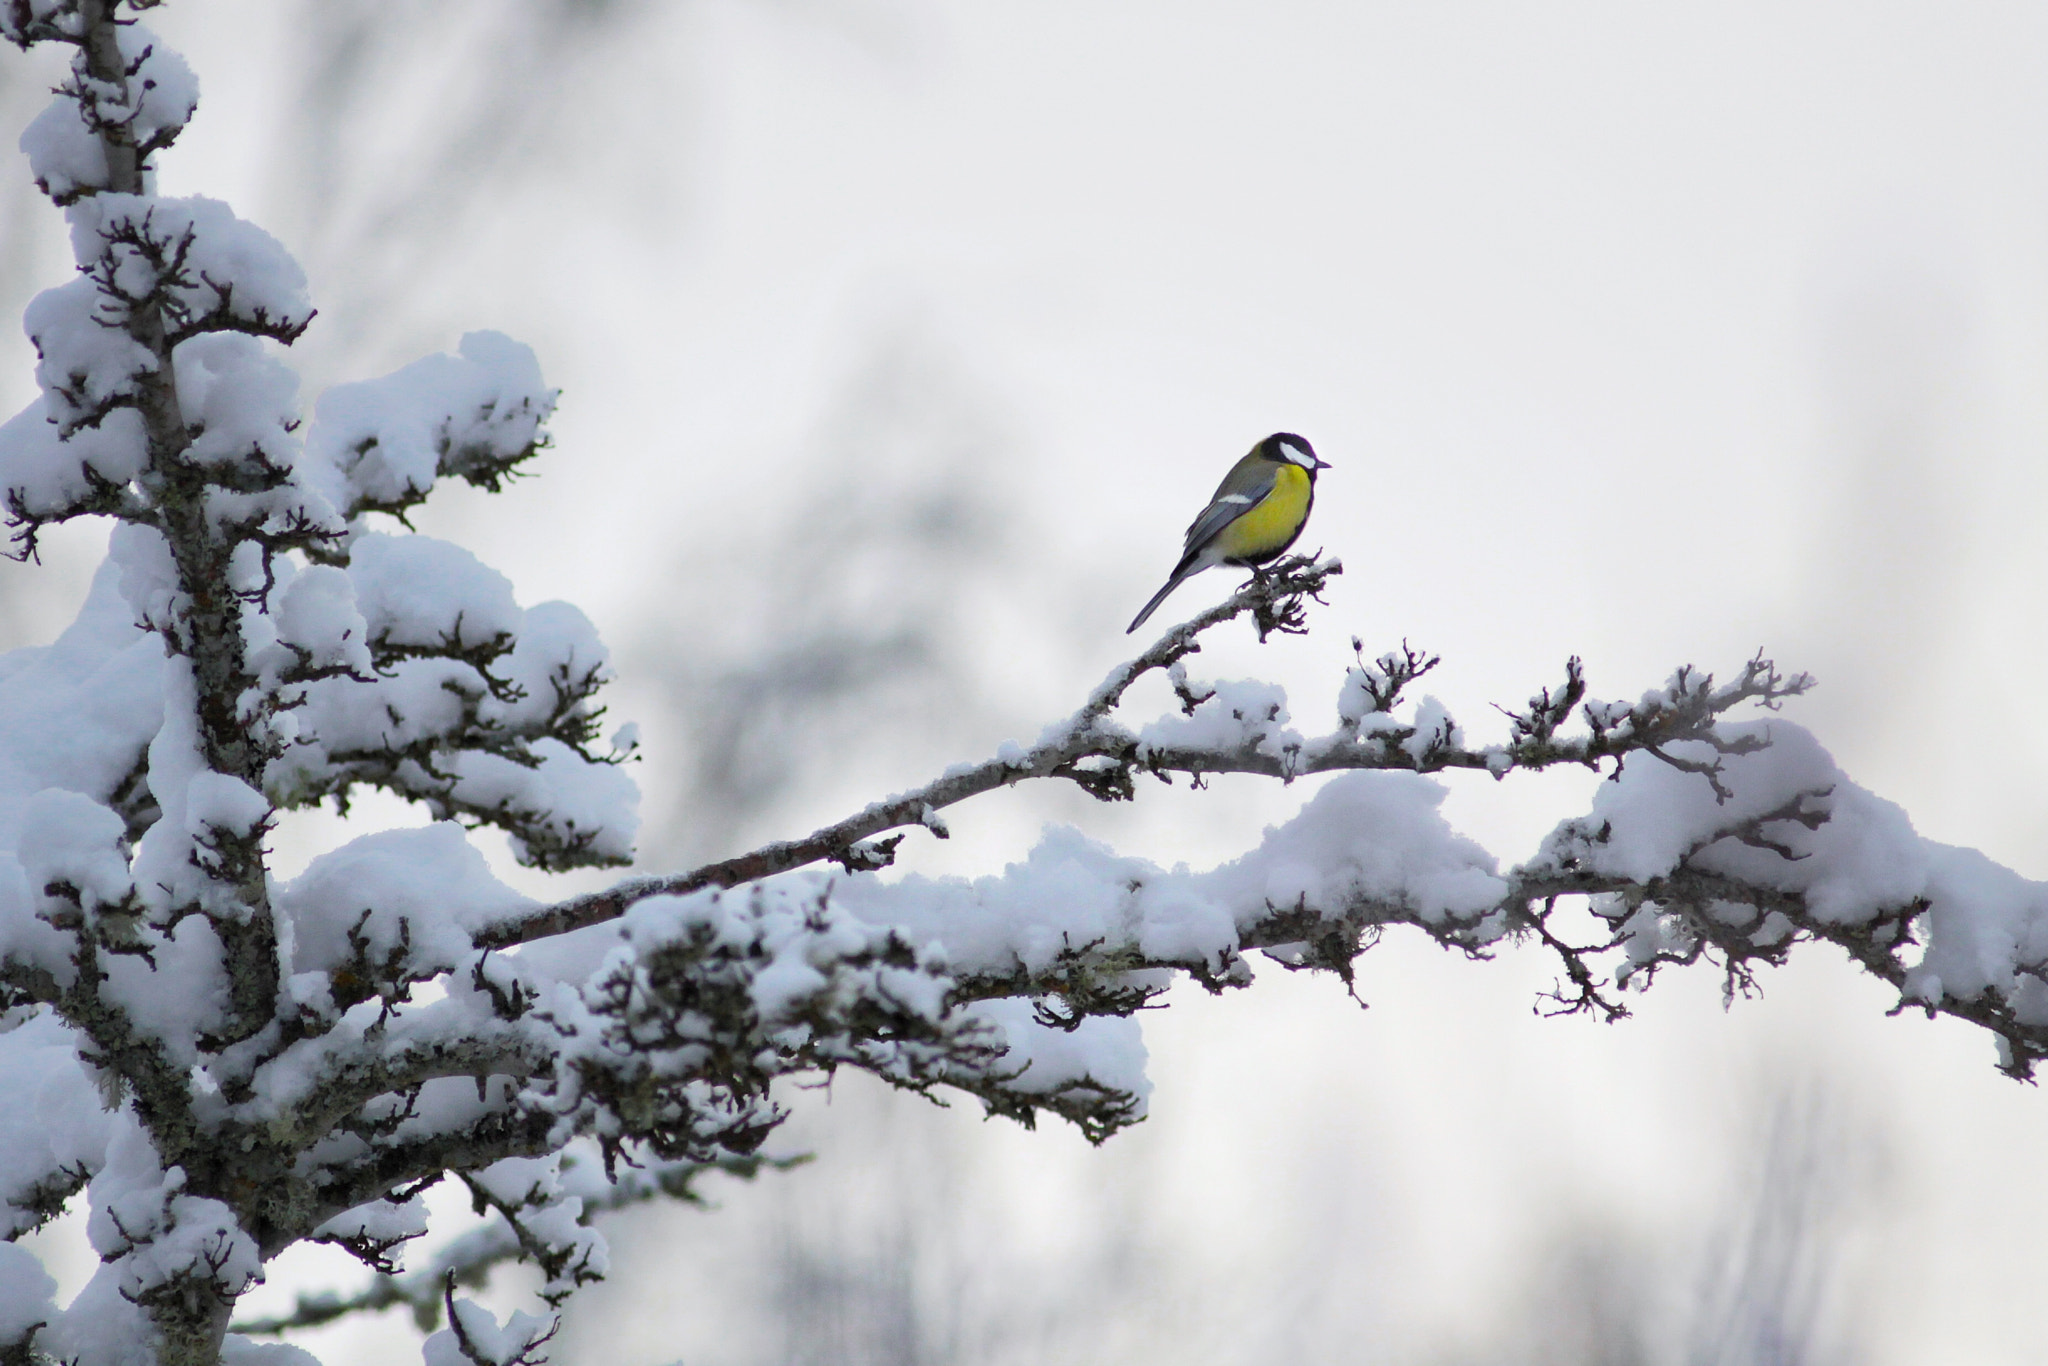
[0,4,636,1360]
[302,333,554,525]
[481,554,1809,951]
[478,551,2048,1103]
[424,1283,556,1366]
[230,1150,801,1340]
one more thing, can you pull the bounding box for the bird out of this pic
[1126,432,1330,634]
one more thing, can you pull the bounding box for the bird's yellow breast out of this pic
[1214,463,1312,562]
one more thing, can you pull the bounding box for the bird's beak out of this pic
[1315,456,1333,470]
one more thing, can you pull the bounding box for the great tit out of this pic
[1126,432,1330,634]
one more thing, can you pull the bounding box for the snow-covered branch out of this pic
[232,1150,801,1339]
[485,554,1809,953]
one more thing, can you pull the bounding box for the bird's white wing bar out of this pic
[1181,476,1275,552]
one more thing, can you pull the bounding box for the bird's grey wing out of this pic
[1181,459,1277,555]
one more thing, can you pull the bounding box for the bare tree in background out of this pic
[267,0,658,372]
[632,334,1024,867]
[1432,1086,1880,1366]
[555,1073,1193,1366]
[266,0,911,375]
[1684,1090,1878,1366]
[563,1077,1881,1366]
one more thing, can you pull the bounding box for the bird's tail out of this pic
[1126,561,1200,634]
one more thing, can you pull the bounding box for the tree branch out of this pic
[479,558,1338,947]
[481,556,1809,953]
[230,1153,804,1338]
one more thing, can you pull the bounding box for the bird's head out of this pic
[1263,432,1329,473]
